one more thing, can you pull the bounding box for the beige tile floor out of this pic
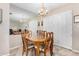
[9,45,79,56]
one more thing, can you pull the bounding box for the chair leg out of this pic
[26,49,28,56]
[34,48,36,56]
[22,48,25,56]
[50,48,52,56]
[44,50,46,56]
[22,51,24,56]
[50,45,53,56]
[32,47,35,56]
[44,52,46,56]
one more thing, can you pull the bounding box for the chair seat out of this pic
[28,42,34,46]
[40,48,44,52]
[34,44,45,52]
[28,45,34,49]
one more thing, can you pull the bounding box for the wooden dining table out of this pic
[25,35,46,56]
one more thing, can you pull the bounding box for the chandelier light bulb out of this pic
[39,6,48,16]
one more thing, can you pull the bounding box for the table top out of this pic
[25,35,46,43]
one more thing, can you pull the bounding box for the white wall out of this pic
[0,3,9,55]
[44,11,72,49]
[9,35,22,49]
[72,23,79,52]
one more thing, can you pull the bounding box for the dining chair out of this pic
[21,32,26,55]
[21,31,35,56]
[40,31,47,38]
[50,32,54,56]
[37,32,51,56]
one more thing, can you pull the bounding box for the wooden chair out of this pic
[39,31,47,38]
[50,32,54,56]
[36,32,51,56]
[21,32,35,56]
[21,32,26,55]
[37,32,54,56]
[46,32,54,56]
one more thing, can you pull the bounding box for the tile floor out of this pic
[9,45,79,56]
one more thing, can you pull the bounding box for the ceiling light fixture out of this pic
[39,3,48,16]
[37,1,48,31]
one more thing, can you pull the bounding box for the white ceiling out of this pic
[10,3,66,22]
[11,3,66,14]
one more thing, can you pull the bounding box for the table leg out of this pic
[35,42,40,56]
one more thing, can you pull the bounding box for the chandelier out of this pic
[37,2,48,31]
[39,3,48,16]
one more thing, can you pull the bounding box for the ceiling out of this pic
[10,3,66,22]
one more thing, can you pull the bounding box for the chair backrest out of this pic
[21,31,32,47]
[50,32,53,38]
[44,32,51,49]
[21,32,27,49]
[46,32,53,42]
[40,31,47,38]
[44,32,54,49]
[28,31,32,38]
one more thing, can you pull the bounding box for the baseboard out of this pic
[10,45,22,51]
[72,49,79,53]
[55,43,79,53]
[2,53,10,56]
[54,43,72,50]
